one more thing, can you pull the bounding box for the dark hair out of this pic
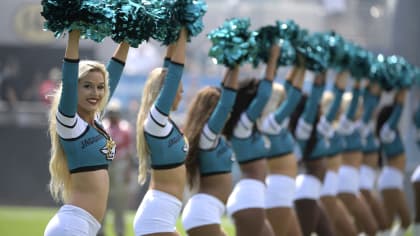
[288,94,320,159]
[222,78,259,139]
[184,87,221,189]
[375,104,395,165]
[375,104,394,137]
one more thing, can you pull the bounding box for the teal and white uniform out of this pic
[379,103,404,159]
[198,85,237,176]
[360,88,380,154]
[294,83,325,160]
[316,85,345,158]
[260,81,302,158]
[143,62,188,169]
[56,58,124,173]
[231,79,272,164]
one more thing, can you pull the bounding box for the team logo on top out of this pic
[101,138,116,160]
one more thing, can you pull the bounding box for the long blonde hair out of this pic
[48,60,109,202]
[136,68,167,184]
[184,86,221,189]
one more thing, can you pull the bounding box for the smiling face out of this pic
[77,70,105,121]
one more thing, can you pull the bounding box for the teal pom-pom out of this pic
[108,0,157,47]
[148,0,181,45]
[295,32,330,72]
[252,25,279,67]
[208,18,258,68]
[414,67,420,85]
[252,25,296,67]
[276,19,301,41]
[323,32,350,71]
[41,0,114,42]
[176,0,208,38]
[384,55,413,89]
[348,45,373,80]
[149,0,207,45]
[370,54,393,91]
[278,40,296,66]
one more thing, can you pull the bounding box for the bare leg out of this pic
[414,181,420,223]
[338,193,378,236]
[266,207,293,236]
[186,224,227,236]
[315,202,335,236]
[144,232,180,236]
[286,210,303,236]
[321,196,357,236]
[232,208,273,236]
[295,199,334,236]
[381,189,411,230]
[360,189,389,231]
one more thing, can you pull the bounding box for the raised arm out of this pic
[246,44,279,121]
[60,30,80,116]
[361,82,380,124]
[272,66,305,124]
[345,80,361,121]
[154,28,187,116]
[302,72,326,124]
[108,42,130,99]
[163,43,177,67]
[207,66,239,134]
[325,71,347,122]
[387,89,405,130]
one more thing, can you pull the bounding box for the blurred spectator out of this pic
[99,99,135,236]
[0,58,20,109]
[38,67,61,105]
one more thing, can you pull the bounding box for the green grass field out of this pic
[0,205,235,236]
[0,205,414,236]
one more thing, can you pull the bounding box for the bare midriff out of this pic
[151,164,186,201]
[386,153,406,172]
[267,153,297,177]
[68,169,109,222]
[341,151,363,168]
[199,174,233,204]
[239,159,268,182]
[325,154,342,172]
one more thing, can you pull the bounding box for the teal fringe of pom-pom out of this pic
[348,45,373,80]
[208,18,258,68]
[41,0,114,42]
[150,0,207,45]
[295,32,330,72]
[384,55,413,89]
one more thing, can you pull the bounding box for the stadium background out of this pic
[0,0,419,217]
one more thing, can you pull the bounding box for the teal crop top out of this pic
[144,120,188,169]
[143,61,188,169]
[380,104,404,159]
[231,131,269,164]
[198,86,237,175]
[57,58,124,173]
[265,130,294,158]
[199,137,233,176]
